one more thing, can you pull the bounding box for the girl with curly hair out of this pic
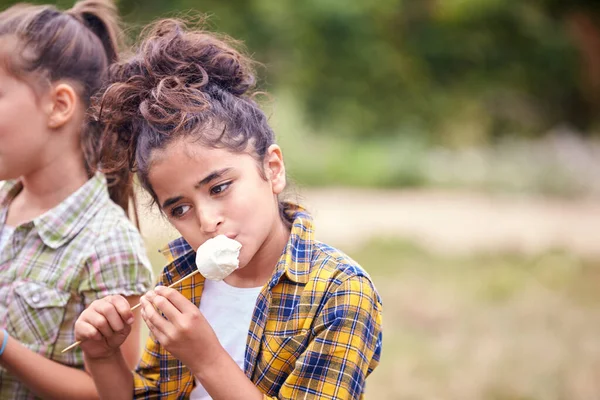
[75,18,382,400]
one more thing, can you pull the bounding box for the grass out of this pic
[141,231,600,400]
[351,239,600,400]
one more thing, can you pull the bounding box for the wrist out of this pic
[189,345,228,379]
[83,348,123,364]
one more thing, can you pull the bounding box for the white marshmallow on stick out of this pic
[195,235,242,281]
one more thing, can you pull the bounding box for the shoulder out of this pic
[84,200,145,251]
[78,201,152,282]
[310,241,377,286]
[77,202,154,293]
[307,241,382,305]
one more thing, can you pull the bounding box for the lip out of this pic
[224,233,238,240]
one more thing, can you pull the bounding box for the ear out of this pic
[47,83,78,129]
[264,144,286,195]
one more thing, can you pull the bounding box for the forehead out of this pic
[151,138,242,167]
[0,62,34,96]
[147,138,259,192]
[0,35,24,76]
[0,44,16,82]
[0,38,46,99]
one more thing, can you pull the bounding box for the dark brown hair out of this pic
[93,18,292,223]
[0,0,134,213]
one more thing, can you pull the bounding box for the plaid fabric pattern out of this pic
[0,173,154,399]
[133,205,383,399]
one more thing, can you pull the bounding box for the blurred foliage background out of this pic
[121,0,600,144]
[5,0,600,194]
[3,0,600,398]
[145,0,600,194]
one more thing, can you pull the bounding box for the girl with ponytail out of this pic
[0,1,153,398]
[76,18,382,399]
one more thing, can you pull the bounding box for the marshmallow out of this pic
[195,235,242,281]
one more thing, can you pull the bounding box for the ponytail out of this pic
[0,0,136,221]
[67,0,122,63]
[67,0,135,218]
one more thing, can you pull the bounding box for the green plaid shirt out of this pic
[0,173,154,399]
[133,205,383,399]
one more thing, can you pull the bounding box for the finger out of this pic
[75,309,105,340]
[107,325,132,348]
[93,299,126,333]
[147,291,183,324]
[141,305,167,345]
[84,309,116,339]
[141,297,173,338]
[154,286,198,315]
[75,320,103,342]
[107,295,135,325]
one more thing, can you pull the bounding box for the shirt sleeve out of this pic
[78,220,154,304]
[132,332,162,399]
[132,271,183,399]
[265,274,383,399]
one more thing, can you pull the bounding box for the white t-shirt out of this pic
[0,225,14,253]
[189,279,262,400]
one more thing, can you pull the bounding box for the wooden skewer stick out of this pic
[61,270,201,353]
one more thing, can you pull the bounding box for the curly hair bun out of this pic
[148,19,255,96]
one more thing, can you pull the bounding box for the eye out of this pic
[170,204,191,218]
[210,181,232,195]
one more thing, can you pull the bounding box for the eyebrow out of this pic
[160,168,232,210]
[194,168,232,189]
[161,196,183,210]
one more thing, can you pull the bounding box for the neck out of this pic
[226,217,290,288]
[9,148,89,223]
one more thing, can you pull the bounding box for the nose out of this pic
[196,205,223,235]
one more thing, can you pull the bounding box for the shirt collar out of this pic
[160,203,314,285]
[0,180,23,212]
[39,172,111,249]
[159,236,197,285]
[269,205,313,286]
[0,180,23,231]
[0,173,110,249]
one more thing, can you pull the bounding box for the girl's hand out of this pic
[140,286,223,373]
[74,295,135,360]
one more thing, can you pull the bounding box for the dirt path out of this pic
[139,188,600,257]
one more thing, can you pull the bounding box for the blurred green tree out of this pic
[538,0,600,134]
[1,0,598,144]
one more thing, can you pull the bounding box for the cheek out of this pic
[0,107,45,151]
[0,124,39,177]
[0,127,21,147]
[0,113,17,139]
[227,189,271,232]
[172,223,202,251]
[0,90,43,126]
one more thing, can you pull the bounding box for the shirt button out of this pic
[31,294,41,303]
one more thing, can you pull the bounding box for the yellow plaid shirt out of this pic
[133,205,383,399]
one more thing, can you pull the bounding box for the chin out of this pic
[237,255,250,270]
[237,248,255,270]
